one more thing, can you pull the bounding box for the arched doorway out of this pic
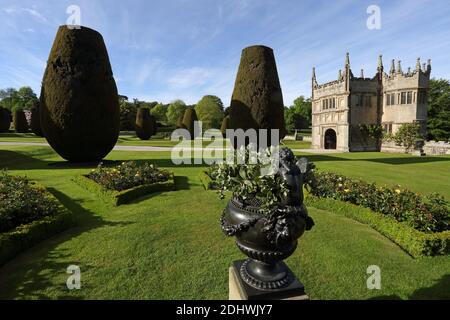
[324,129,337,150]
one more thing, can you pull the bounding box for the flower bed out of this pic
[0,172,74,265]
[74,161,175,206]
[307,171,449,233]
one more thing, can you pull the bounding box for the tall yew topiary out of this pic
[182,108,199,140]
[229,45,286,148]
[13,110,28,133]
[40,26,120,162]
[135,108,156,140]
[30,104,44,136]
[0,108,10,133]
[221,116,230,137]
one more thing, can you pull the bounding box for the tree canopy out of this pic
[0,87,38,111]
[195,95,224,130]
[166,100,187,126]
[427,78,450,141]
[284,96,312,132]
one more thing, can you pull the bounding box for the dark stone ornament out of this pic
[221,148,314,297]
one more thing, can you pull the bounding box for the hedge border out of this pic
[0,184,75,266]
[73,174,176,206]
[199,170,214,190]
[305,195,450,258]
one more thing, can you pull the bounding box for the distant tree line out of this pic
[118,95,226,132]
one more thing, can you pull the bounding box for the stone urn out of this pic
[220,148,314,292]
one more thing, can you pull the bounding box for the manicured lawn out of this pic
[296,152,450,199]
[0,145,449,299]
[0,133,312,149]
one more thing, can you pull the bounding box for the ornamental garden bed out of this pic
[306,171,449,257]
[74,161,175,206]
[0,172,74,266]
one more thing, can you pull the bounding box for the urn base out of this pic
[229,260,307,300]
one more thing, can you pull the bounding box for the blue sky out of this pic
[0,0,449,106]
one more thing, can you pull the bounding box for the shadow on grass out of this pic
[369,274,450,300]
[0,188,133,299]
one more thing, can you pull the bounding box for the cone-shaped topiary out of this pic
[182,108,199,140]
[13,110,28,133]
[30,104,44,136]
[40,25,120,162]
[229,45,286,148]
[135,108,156,140]
[0,107,10,133]
[220,115,230,137]
[176,115,185,129]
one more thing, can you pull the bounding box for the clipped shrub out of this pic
[229,45,286,148]
[0,107,11,132]
[135,108,156,140]
[220,116,230,137]
[176,115,185,129]
[182,108,199,139]
[40,25,120,162]
[30,105,43,136]
[13,110,28,133]
[307,171,449,233]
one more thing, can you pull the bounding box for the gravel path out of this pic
[0,141,338,154]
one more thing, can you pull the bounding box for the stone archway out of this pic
[324,129,337,150]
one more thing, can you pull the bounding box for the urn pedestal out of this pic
[229,261,309,300]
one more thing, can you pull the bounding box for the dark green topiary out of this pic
[0,107,10,133]
[30,105,44,136]
[40,25,120,162]
[229,45,286,147]
[135,108,156,140]
[182,108,199,140]
[176,115,185,129]
[13,110,28,133]
[220,116,230,137]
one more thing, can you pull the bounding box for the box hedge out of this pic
[74,174,176,206]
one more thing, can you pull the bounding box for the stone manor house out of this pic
[311,53,431,152]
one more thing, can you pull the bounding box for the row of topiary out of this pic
[0,106,43,135]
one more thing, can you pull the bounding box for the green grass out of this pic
[0,133,312,149]
[295,152,450,199]
[0,145,449,299]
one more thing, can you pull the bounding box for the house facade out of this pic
[311,53,431,152]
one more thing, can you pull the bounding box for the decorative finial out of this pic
[416,58,421,71]
[312,67,316,79]
[390,59,396,74]
[360,69,364,78]
[427,59,432,72]
[407,67,411,74]
[397,60,402,74]
[345,52,350,67]
[338,69,342,80]
[377,55,383,70]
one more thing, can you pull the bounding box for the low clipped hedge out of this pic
[74,174,175,206]
[0,180,74,266]
[199,170,214,190]
[305,196,450,257]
